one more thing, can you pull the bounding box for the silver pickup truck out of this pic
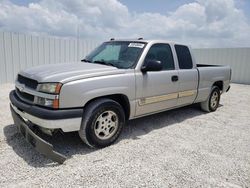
[10,39,231,163]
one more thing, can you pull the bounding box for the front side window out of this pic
[144,43,175,70]
[85,41,146,69]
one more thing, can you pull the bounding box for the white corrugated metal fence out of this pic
[0,31,250,84]
[193,48,250,84]
[0,31,100,84]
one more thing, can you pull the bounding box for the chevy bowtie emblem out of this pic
[19,84,25,92]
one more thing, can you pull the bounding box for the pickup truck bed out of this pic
[197,64,225,67]
[195,64,231,103]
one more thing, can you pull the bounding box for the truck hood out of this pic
[19,62,126,83]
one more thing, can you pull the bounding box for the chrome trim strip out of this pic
[138,89,196,106]
[11,103,81,132]
[15,81,57,100]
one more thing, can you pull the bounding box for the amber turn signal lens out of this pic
[53,99,59,109]
[55,83,62,94]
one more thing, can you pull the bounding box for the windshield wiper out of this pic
[81,59,92,63]
[82,59,117,68]
[93,60,116,67]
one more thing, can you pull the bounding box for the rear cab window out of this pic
[174,45,193,69]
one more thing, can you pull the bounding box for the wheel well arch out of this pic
[213,81,223,91]
[84,94,131,120]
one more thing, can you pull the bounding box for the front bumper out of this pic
[10,105,66,164]
[9,90,83,132]
[9,90,84,163]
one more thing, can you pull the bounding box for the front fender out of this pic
[59,71,136,109]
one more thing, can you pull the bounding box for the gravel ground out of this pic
[0,83,250,187]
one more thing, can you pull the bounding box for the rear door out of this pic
[174,45,198,106]
[135,43,179,116]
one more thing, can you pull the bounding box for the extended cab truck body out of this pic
[10,39,231,163]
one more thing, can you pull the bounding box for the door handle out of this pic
[171,75,178,82]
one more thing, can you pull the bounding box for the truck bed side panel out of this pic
[195,66,231,103]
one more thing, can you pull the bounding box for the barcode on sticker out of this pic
[128,43,145,48]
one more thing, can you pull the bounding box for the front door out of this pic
[135,43,179,116]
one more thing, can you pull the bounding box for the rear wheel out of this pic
[79,98,125,148]
[200,86,221,112]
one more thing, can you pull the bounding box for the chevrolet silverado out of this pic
[10,39,231,163]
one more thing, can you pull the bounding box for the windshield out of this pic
[84,41,146,69]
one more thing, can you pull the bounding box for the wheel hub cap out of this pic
[211,91,218,109]
[94,110,118,140]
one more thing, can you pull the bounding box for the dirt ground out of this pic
[0,83,249,187]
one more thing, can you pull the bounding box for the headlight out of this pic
[38,83,62,94]
[36,83,62,108]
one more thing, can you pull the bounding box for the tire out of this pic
[200,86,221,112]
[79,98,125,148]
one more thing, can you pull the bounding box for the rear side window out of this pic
[145,43,175,70]
[175,45,193,69]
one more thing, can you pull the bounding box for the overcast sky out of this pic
[0,0,250,48]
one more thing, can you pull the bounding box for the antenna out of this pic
[138,37,143,40]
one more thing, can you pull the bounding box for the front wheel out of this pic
[200,86,221,112]
[79,98,125,148]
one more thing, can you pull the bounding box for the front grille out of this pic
[17,74,38,89]
[16,87,34,103]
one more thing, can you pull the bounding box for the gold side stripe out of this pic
[138,89,196,106]
[139,93,178,106]
[178,90,196,98]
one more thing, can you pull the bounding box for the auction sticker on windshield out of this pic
[128,43,145,48]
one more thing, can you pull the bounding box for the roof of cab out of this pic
[106,39,187,46]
